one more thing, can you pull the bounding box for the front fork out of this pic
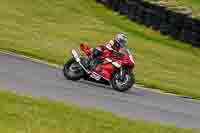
[72,49,90,74]
[119,67,126,81]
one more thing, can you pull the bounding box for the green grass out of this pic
[145,0,200,17]
[0,89,198,133]
[0,0,200,98]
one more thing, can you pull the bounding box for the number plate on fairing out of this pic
[90,72,101,81]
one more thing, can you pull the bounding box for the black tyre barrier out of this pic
[142,3,155,26]
[97,0,200,47]
[171,29,182,40]
[156,9,168,30]
[191,19,200,33]
[167,11,185,40]
[191,32,200,47]
[106,0,114,8]
[134,3,146,24]
[151,13,162,30]
[139,2,152,25]
[143,9,153,27]
[150,4,166,30]
[180,29,192,43]
[96,0,114,9]
[96,0,107,4]
[190,32,200,47]
[183,16,193,28]
[127,1,138,21]
[111,0,120,11]
[96,0,103,3]
[159,11,171,35]
[127,0,142,22]
[119,0,129,15]
[160,23,171,35]
[182,17,200,47]
[181,29,200,47]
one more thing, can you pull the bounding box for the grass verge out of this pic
[0,89,198,133]
[0,0,200,98]
[145,0,200,18]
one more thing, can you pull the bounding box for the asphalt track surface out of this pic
[0,52,200,129]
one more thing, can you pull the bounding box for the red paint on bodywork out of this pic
[95,62,113,80]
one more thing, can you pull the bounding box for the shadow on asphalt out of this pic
[78,80,148,97]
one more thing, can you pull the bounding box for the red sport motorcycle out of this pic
[63,43,135,92]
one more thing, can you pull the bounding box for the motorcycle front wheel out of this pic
[63,58,85,81]
[111,71,135,92]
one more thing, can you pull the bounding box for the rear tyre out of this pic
[63,58,85,81]
[111,72,135,92]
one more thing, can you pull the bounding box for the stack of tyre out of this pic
[181,17,200,47]
[96,0,200,47]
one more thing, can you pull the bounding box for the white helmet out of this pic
[114,33,128,48]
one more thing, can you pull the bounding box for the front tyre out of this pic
[111,72,135,92]
[63,58,85,81]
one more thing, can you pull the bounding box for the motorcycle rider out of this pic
[91,33,128,67]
